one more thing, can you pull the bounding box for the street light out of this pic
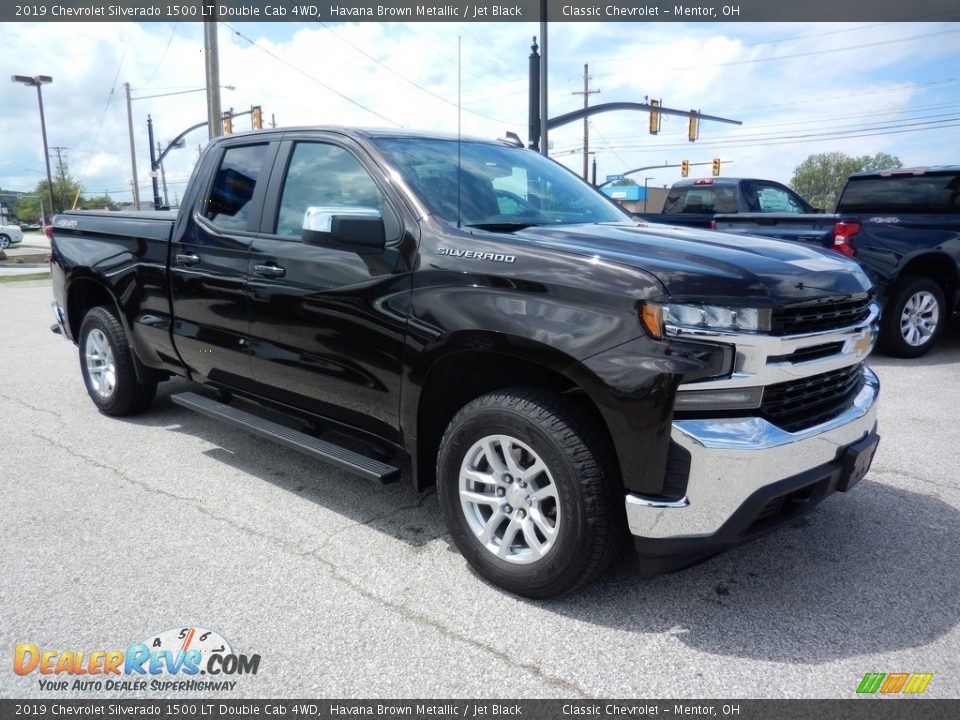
[124,84,235,209]
[11,74,56,223]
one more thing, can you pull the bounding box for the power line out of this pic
[566,117,960,154]
[139,23,179,88]
[580,107,960,147]
[588,20,936,66]
[318,22,517,127]
[225,23,402,127]
[596,27,960,80]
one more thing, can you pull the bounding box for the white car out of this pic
[0,223,24,249]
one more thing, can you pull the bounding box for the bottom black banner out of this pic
[0,699,955,720]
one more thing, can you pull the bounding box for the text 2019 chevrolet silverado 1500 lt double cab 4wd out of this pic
[50,128,880,597]
[714,166,960,357]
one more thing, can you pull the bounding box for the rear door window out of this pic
[663,185,737,214]
[204,144,270,231]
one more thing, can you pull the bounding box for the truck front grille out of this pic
[770,293,873,335]
[760,363,865,432]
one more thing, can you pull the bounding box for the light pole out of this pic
[643,177,655,212]
[125,84,234,210]
[11,74,56,223]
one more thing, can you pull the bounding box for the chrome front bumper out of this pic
[625,366,879,540]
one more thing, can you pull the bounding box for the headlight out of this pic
[641,302,770,338]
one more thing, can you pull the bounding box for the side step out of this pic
[171,391,400,484]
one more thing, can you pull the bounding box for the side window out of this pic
[275,142,385,238]
[755,185,805,213]
[204,144,269,231]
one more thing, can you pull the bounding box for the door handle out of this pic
[254,263,286,278]
[175,252,201,266]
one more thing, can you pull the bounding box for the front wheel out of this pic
[78,306,157,416]
[880,277,946,358]
[437,388,622,598]
[0,235,10,249]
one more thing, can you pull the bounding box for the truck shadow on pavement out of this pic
[126,380,448,550]
[125,382,958,665]
[542,480,960,663]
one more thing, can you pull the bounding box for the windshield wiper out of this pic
[464,222,538,232]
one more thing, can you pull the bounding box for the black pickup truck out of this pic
[50,128,880,597]
[714,166,960,357]
[633,177,819,228]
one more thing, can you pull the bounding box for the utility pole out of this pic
[49,145,69,211]
[157,142,169,207]
[204,19,223,139]
[572,64,600,180]
[539,0,548,156]
[124,82,141,210]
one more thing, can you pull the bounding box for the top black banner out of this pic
[5,0,960,23]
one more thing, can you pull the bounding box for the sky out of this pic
[1,17,959,208]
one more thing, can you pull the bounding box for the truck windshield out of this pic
[372,137,630,228]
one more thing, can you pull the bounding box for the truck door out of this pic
[170,140,277,389]
[245,136,412,443]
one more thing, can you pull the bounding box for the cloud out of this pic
[1,19,957,205]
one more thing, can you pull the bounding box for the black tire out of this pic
[880,276,947,358]
[78,306,157,416]
[0,235,10,250]
[437,388,623,598]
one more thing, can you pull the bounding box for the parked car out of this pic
[633,177,819,228]
[49,128,879,597]
[713,166,960,357]
[0,223,24,249]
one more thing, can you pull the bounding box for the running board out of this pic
[171,391,400,484]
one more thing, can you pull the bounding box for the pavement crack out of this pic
[306,549,594,699]
[314,490,435,550]
[2,393,64,423]
[32,430,591,697]
[32,430,199,505]
[870,465,956,491]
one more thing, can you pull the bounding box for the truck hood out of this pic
[510,222,872,304]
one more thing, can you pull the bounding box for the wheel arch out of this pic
[66,275,123,340]
[894,252,958,314]
[406,336,618,493]
[66,274,159,384]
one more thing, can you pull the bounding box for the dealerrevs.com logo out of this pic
[13,626,260,692]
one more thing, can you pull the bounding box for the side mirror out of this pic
[301,206,385,253]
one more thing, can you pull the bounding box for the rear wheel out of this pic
[880,277,946,358]
[78,306,157,416]
[0,235,10,249]
[437,388,622,598]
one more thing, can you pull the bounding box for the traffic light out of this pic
[712,157,721,176]
[222,111,233,135]
[688,111,699,142]
[681,160,690,178]
[251,105,263,130]
[649,99,661,135]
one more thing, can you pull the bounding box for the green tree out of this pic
[80,195,120,211]
[611,178,638,187]
[14,176,85,222]
[790,152,902,211]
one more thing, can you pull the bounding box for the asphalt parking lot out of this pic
[1,279,958,700]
